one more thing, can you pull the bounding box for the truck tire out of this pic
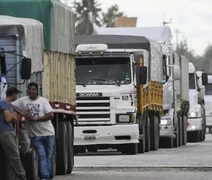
[56,122,68,175]
[178,116,183,146]
[138,123,145,153]
[125,143,138,155]
[21,148,38,180]
[182,115,187,145]
[173,123,179,147]
[202,109,206,141]
[200,130,203,142]
[65,122,74,174]
[145,116,151,152]
[50,142,56,179]
[150,116,159,151]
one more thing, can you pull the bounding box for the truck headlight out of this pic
[119,115,130,123]
[188,112,198,117]
[160,119,172,125]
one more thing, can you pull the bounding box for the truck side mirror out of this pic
[202,73,208,86]
[173,65,181,80]
[21,57,31,80]
[139,66,147,85]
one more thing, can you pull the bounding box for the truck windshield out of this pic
[189,73,196,89]
[76,57,131,85]
[205,84,212,95]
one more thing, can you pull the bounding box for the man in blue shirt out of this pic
[0,87,26,180]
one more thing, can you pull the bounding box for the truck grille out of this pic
[76,96,110,124]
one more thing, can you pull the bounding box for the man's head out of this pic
[27,82,39,99]
[6,87,21,102]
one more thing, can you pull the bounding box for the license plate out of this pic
[84,136,96,140]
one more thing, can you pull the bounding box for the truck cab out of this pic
[187,62,208,142]
[75,43,145,154]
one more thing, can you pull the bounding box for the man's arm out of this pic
[2,110,16,123]
[29,98,54,122]
[35,112,54,122]
[12,105,24,116]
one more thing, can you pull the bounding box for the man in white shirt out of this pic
[13,82,54,180]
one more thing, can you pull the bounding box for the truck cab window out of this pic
[189,73,196,89]
[76,57,131,85]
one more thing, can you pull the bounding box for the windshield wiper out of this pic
[76,81,86,87]
[92,78,120,86]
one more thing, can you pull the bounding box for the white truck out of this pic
[160,54,190,148]
[74,35,164,154]
[205,74,212,133]
[187,62,208,142]
[95,26,187,148]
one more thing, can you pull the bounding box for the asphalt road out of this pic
[55,134,212,180]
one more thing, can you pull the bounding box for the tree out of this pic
[201,45,212,72]
[176,39,195,61]
[74,0,102,35]
[102,4,125,27]
[176,40,212,72]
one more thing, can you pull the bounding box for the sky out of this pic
[62,0,212,55]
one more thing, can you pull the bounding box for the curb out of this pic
[75,165,212,168]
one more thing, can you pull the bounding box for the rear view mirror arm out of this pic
[0,51,26,75]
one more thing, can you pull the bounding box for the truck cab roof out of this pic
[76,35,152,52]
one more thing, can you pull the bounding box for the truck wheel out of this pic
[150,116,159,151]
[202,107,206,141]
[173,123,179,147]
[56,122,68,175]
[21,148,38,180]
[199,130,203,141]
[87,146,98,152]
[145,116,151,152]
[138,123,145,153]
[125,143,138,155]
[50,141,56,179]
[178,116,183,146]
[65,122,74,174]
[182,115,187,145]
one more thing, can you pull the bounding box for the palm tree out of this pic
[74,0,102,35]
[102,4,125,27]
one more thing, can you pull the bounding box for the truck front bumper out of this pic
[160,124,175,138]
[206,116,212,127]
[74,124,139,146]
[187,117,202,131]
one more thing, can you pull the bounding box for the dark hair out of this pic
[28,82,38,90]
[6,87,21,97]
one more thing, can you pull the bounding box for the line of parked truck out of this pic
[0,0,210,180]
[74,27,208,154]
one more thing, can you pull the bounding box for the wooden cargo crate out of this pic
[43,51,76,114]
